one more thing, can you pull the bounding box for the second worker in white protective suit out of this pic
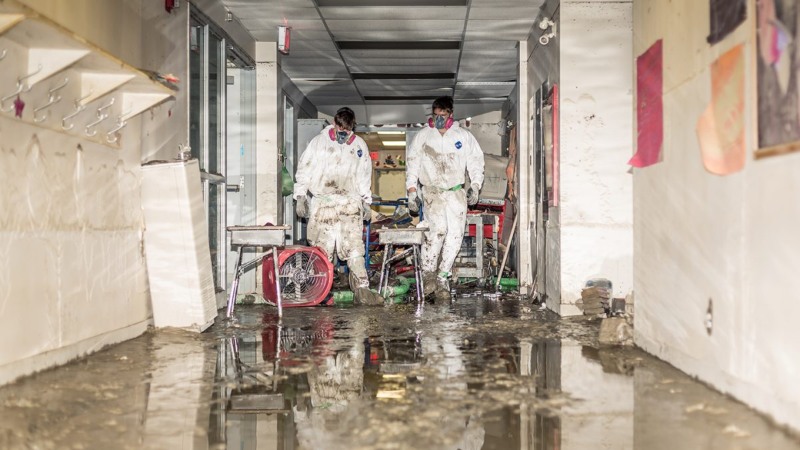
[294,107,382,305]
[406,96,485,301]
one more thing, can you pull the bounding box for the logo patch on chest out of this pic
[357,149,363,157]
[455,141,463,149]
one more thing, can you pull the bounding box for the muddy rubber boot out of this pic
[434,275,451,302]
[349,271,385,306]
[422,272,437,297]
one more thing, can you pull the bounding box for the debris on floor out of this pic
[599,316,634,346]
[0,294,797,450]
[580,278,612,316]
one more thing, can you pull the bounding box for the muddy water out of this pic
[0,296,798,450]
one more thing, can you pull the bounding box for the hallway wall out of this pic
[633,0,800,431]
[0,0,152,385]
[0,0,264,385]
[559,1,633,315]
[522,0,633,315]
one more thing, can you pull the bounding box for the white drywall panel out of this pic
[141,160,217,331]
[558,1,633,312]
[0,113,149,384]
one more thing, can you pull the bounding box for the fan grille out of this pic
[262,246,334,307]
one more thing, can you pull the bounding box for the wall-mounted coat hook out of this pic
[85,113,109,136]
[1,64,44,112]
[61,90,93,131]
[33,77,69,123]
[85,98,114,136]
[18,64,43,93]
[0,49,7,61]
[62,104,84,130]
[96,97,115,115]
[0,87,22,112]
[106,116,128,144]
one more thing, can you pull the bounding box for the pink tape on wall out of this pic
[629,40,663,168]
[696,44,745,175]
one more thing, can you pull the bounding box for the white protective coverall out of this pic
[406,121,485,277]
[294,125,372,286]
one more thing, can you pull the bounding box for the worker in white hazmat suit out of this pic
[294,107,382,305]
[406,96,485,301]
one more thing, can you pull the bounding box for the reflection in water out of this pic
[210,301,571,450]
[2,297,799,449]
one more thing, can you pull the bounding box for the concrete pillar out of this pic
[255,42,283,225]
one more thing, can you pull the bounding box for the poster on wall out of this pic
[707,0,747,45]
[756,0,800,158]
[629,40,663,168]
[696,44,746,175]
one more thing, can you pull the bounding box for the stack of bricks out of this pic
[581,284,611,316]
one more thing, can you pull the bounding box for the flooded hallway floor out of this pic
[1,296,798,449]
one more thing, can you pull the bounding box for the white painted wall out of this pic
[519,0,633,315]
[139,3,189,162]
[0,0,263,385]
[0,0,155,385]
[559,0,633,314]
[255,42,282,226]
[633,0,800,432]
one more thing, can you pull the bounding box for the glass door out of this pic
[225,62,257,294]
[190,18,226,296]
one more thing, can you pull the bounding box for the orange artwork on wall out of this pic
[696,44,745,175]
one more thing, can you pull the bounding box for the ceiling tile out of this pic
[468,5,542,20]
[469,0,545,6]
[319,6,467,20]
[465,18,536,41]
[225,4,320,21]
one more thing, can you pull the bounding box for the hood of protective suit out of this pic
[405,121,485,192]
[293,126,373,203]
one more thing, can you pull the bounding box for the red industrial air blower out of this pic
[262,246,334,307]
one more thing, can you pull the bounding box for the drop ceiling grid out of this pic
[318,6,468,20]
[356,79,457,89]
[221,0,543,121]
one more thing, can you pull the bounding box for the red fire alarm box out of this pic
[278,25,291,55]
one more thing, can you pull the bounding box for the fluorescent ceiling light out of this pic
[382,141,406,146]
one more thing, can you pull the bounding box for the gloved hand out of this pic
[295,195,309,218]
[407,190,420,213]
[467,183,480,206]
[361,201,372,221]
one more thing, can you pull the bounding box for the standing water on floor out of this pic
[0,295,798,449]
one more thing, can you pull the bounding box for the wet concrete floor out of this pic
[1,295,799,449]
